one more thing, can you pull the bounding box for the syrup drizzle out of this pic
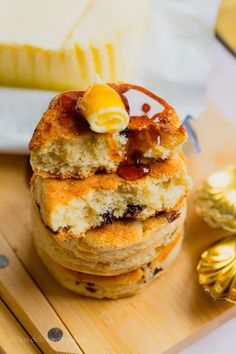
[58,91,83,112]
[113,83,174,181]
[142,103,151,113]
[58,84,175,181]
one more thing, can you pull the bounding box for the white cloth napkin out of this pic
[137,0,221,119]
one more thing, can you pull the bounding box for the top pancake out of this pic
[29,88,182,150]
[29,86,187,179]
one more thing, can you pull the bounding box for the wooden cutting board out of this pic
[0,298,40,354]
[0,102,236,354]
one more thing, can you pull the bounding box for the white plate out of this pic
[0,87,56,154]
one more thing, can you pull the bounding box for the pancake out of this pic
[31,153,191,237]
[35,228,184,299]
[29,88,187,179]
[32,200,186,275]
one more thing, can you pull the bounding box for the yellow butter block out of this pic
[0,0,149,90]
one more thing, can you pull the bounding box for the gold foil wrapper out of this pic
[197,235,236,304]
[195,166,236,232]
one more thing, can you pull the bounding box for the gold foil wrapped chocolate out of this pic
[197,235,236,304]
[195,166,236,232]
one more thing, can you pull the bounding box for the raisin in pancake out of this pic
[31,153,191,237]
[32,199,186,276]
[35,228,184,299]
[29,89,187,179]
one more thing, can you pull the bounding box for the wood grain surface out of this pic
[0,299,40,354]
[0,102,236,354]
[0,233,82,354]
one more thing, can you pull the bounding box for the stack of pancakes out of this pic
[29,85,192,299]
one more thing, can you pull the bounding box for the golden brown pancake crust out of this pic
[29,89,186,152]
[35,228,183,298]
[32,197,186,276]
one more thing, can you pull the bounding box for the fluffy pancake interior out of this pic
[32,156,191,237]
[30,132,127,178]
[30,129,186,179]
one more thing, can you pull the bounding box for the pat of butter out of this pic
[77,81,129,133]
